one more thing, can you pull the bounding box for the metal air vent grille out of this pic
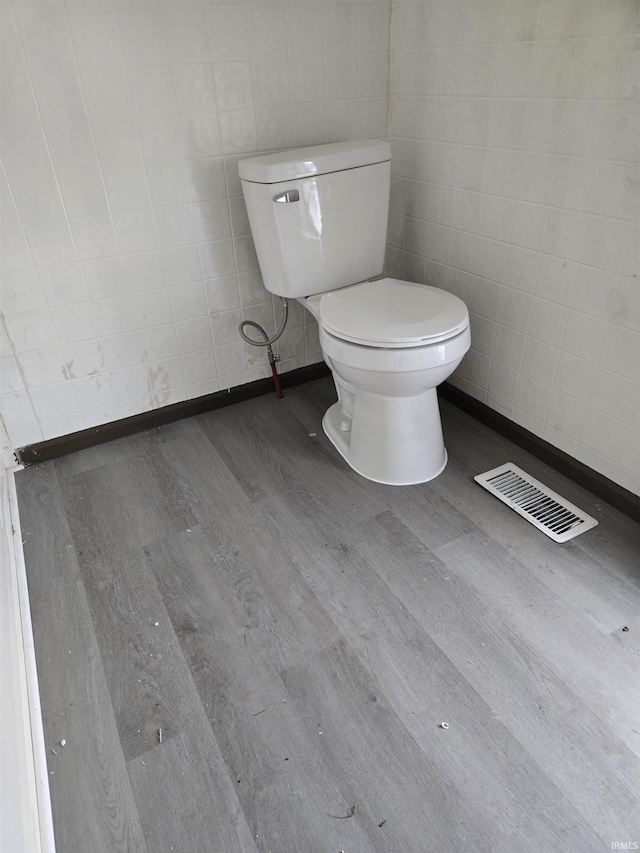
[474,463,598,543]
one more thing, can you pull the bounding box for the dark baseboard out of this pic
[439,382,640,524]
[16,365,638,523]
[16,362,331,467]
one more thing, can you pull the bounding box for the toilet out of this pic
[239,140,471,486]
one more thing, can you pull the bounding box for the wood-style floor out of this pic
[16,377,640,853]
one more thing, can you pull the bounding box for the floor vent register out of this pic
[475,463,598,543]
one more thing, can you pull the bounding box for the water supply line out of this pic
[238,298,289,399]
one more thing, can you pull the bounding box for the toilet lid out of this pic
[319,279,469,348]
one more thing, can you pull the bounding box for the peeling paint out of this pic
[147,365,170,395]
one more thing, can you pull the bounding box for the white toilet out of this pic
[239,140,471,486]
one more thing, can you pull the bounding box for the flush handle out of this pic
[273,189,299,203]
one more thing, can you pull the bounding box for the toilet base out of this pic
[322,386,448,486]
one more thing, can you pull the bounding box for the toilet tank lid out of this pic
[238,139,390,184]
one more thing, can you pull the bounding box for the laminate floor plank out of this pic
[347,510,639,843]
[281,639,498,852]
[16,464,148,853]
[257,494,604,850]
[57,451,196,562]
[55,468,262,851]
[197,394,387,528]
[152,437,340,671]
[427,451,640,635]
[337,626,604,853]
[15,377,639,852]
[144,526,376,853]
[439,399,640,586]
[435,530,640,750]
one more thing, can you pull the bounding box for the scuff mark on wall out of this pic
[147,364,171,409]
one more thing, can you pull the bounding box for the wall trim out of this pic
[439,382,640,524]
[16,363,330,467]
[15,367,638,523]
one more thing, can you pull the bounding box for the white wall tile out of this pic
[563,310,608,363]
[25,221,77,267]
[92,117,143,167]
[68,12,123,69]
[168,282,207,322]
[207,9,249,63]
[218,110,258,155]
[62,340,107,379]
[165,11,210,66]
[213,63,253,111]
[15,347,67,389]
[1,269,46,315]
[199,239,236,280]
[172,64,217,114]
[95,291,172,337]
[15,11,76,68]
[592,162,639,222]
[70,215,118,261]
[181,114,221,160]
[386,0,637,496]
[528,298,568,346]
[30,67,86,124]
[600,324,640,381]
[181,348,216,385]
[251,59,290,107]
[45,120,99,173]
[103,164,150,212]
[543,208,587,261]
[38,263,88,307]
[611,276,640,332]
[118,11,168,67]
[51,302,98,344]
[113,209,158,255]
[580,215,633,274]
[80,67,132,121]
[162,245,202,287]
[1,125,51,178]
[554,352,594,405]
[30,381,79,421]
[324,5,358,55]
[175,317,213,355]
[210,308,244,346]
[58,170,109,218]
[9,172,65,224]
[571,266,620,321]
[103,325,178,371]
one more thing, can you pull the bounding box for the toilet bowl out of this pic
[238,139,471,485]
[304,278,470,485]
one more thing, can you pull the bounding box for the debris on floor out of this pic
[329,804,357,819]
[622,626,629,632]
[378,819,386,828]
[440,722,449,730]
[60,739,66,746]
[158,728,163,743]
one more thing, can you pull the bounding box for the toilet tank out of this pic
[239,140,391,298]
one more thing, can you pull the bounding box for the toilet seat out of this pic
[318,278,469,348]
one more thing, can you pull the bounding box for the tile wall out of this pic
[387,0,639,495]
[0,0,390,447]
[2,0,638,499]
